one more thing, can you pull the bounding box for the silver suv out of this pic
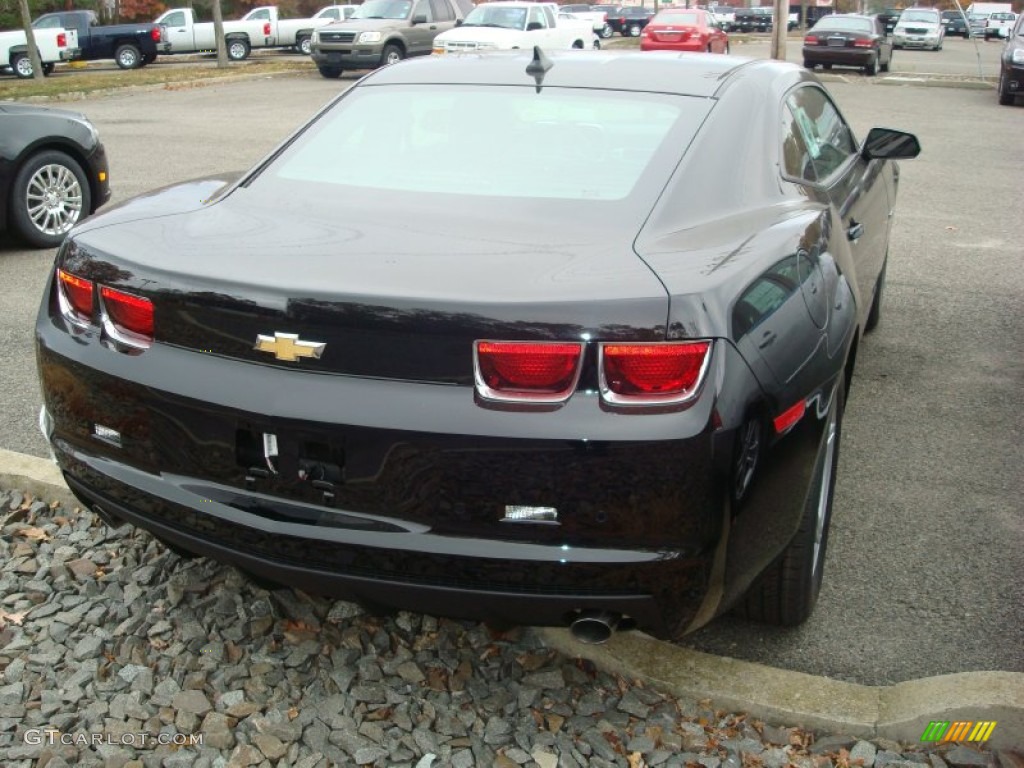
[310,0,472,78]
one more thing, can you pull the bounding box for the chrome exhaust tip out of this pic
[569,610,621,644]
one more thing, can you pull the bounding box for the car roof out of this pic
[362,51,794,99]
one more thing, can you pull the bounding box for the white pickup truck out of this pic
[432,1,598,54]
[240,5,359,54]
[153,7,274,60]
[560,4,612,38]
[1,27,79,79]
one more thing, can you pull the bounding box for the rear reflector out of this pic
[474,341,584,404]
[773,400,806,434]
[600,341,711,406]
[57,269,94,323]
[100,286,154,345]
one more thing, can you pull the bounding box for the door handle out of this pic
[847,221,864,241]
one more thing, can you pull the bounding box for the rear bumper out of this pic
[802,47,876,66]
[640,40,706,52]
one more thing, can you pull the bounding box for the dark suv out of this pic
[608,6,654,36]
[998,12,1023,105]
[941,9,968,37]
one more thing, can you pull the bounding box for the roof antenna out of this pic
[525,46,552,93]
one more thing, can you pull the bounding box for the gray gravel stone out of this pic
[852,740,879,767]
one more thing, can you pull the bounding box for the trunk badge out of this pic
[254,332,326,362]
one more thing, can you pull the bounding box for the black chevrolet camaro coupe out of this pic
[1,103,110,248]
[36,52,919,643]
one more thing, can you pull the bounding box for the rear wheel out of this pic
[42,62,55,76]
[318,65,343,78]
[11,52,35,79]
[227,38,251,61]
[880,50,890,72]
[9,149,91,249]
[864,54,877,76]
[736,378,845,627]
[803,59,815,69]
[865,257,886,332]
[628,23,642,37]
[115,43,142,69]
[600,23,613,38]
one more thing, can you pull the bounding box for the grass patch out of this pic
[0,57,315,101]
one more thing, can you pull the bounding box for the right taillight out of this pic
[599,341,711,406]
[804,35,818,44]
[57,32,67,47]
[474,341,584,404]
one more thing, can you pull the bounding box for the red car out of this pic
[640,9,730,53]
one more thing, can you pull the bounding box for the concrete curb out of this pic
[3,448,1021,749]
[539,628,1024,750]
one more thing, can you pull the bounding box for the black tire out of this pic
[226,37,251,61]
[141,52,157,66]
[9,150,91,249]
[42,62,55,76]
[297,35,312,56]
[736,377,845,627]
[318,65,343,78]
[115,43,142,69]
[864,54,877,76]
[822,63,832,70]
[10,52,35,79]
[593,38,601,50]
[599,24,613,38]
[998,70,1014,105]
[865,258,886,332]
[573,40,584,49]
[880,51,890,73]
[627,23,642,37]
[381,42,404,66]
[725,42,730,55]
[803,59,815,69]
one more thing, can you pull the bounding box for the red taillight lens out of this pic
[773,400,806,434]
[57,269,94,320]
[151,27,162,42]
[475,341,583,403]
[804,35,818,44]
[264,21,272,35]
[600,341,711,405]
[853,38,873,47]
[100,286,154,339]
[57,32,67,47]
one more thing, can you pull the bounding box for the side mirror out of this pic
[455,18,463,26]
[862,127,921,160]
[412,13,428,24]
[527,21,543,31]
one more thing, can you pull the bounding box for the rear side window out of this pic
[429,0,454,21]
[784,86,857,182]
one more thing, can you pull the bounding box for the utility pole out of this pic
[212,0,229,68]
[771,0,787,60]
[16,0,45,80]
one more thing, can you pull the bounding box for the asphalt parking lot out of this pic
[1,53,1021,687]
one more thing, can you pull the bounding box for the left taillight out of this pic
[599,341,711,406]
[100,285,154,347]
[57,32,67,48]
[474,341,584,404]
[55,268,153,349]
[151,27,162,42]
[57,269,93,326]
[263,21,272,35]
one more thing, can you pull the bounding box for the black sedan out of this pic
[1,103,110,249]
[35,52,919,643]
[998,12,1024,105]
[803,14,893,75]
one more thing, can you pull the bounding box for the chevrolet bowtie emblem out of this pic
[254,332,326,362]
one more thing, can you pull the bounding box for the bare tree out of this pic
[16,0,46,80]
[212,0,229,67]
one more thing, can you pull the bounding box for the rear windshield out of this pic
[268,84,709,203]
[813,16,873,33]
[656,11,702,24]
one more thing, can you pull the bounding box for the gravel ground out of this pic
[0,486,1009,768]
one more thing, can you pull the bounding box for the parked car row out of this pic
[1,4,360,77]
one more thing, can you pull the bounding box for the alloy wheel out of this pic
[26,163,84,238]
